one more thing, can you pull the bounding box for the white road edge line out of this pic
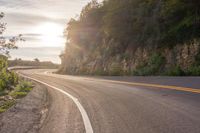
[19,73,94,133]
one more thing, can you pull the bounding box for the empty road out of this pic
[18,69,200,133]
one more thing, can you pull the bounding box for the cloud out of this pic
[0,0,96,63]
[0,0,33,9]
[4,12,67,26]
[22,34,42,42]
[22,33,42,36]
[1,11,67,37]
[21,33,64,42]
[0,0,92,19]
[0,0,95,33]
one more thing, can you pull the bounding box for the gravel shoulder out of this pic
[0,82,50,133]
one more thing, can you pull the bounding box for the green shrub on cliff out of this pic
[66,0,200,53]
[133,53,165,76]
[109,63,123,76]
[94,69,108,76]
[184,50,200,76]
[185,51,200,76]
[165,66,185,76]
[194,50,200,66]
[186,66,200,76]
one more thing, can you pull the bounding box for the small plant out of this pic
[0,100,16,113]
[0,58,19,93]
[15,81,32,92]
[0,108,6,113]
[165,66,185,76]
[109,63,123,76]
[0,80,33,113]
[0,91,7,96]
[121,52,130,60]
[10,92,27,99]
[0,79,6,92]
[194,50,200,66]
[133,53,166,76]
[10,81,33,99]
[186,66,200,76]
[94,69,107,76]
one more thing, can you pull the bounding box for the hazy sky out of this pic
[0,0,101,63]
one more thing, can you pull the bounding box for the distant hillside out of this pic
[8,59,59,69]
[59,0,200,76]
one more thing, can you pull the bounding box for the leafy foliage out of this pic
[185,66,200,76]
[133,53,166,76]
[8,59,59,69]
[0,12,23,56]
[165,66,185,76]
[65,0,200,54]
[10,81,33,99]
[0,100,16,113]
[0,58,18,92]
[62,0,200,75]
[15,81,32,93]
[109,63,123,76]
[0,12,32,113]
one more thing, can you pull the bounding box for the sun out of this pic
[34,22,65,47]
[37,22,63,36]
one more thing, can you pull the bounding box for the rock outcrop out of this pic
[59,40,200,75]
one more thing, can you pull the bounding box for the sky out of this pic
[0,0,101,63]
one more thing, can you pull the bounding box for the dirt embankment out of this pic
[0,82,50,133]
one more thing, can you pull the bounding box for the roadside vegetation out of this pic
[133,50,200,76]
[66,0,200,50]
[8,58,59,69]
[0,57,33,113]
[0,12,33,113]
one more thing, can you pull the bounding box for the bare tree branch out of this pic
[0,12,24,57]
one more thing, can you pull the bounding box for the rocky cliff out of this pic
[58,40,200,76]
[58,0,200,76]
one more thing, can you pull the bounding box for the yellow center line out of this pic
[89,78,200,94]
[38,73,200,94]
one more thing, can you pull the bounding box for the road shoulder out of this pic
[0,82,50,133]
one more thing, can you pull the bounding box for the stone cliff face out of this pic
[164,41,200,70]
[59,40,200,75]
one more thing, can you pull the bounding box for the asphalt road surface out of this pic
[18,69,200,133]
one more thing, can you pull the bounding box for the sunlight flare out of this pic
[34,22,65,47]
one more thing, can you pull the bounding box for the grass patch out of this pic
[0,81,33,113]
[10,81,33,99]
[0,108,6,113]
[10,92,27,99]
[0,58,33,113]
[0,100,16,113]
[15,81,33,92]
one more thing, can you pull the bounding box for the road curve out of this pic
[19,69,200,133]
